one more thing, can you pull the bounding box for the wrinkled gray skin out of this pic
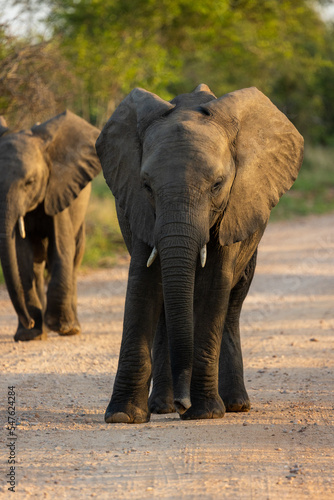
[96,84,304,423]
[0,111,100,341]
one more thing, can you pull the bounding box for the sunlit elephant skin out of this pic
[0,111,101,341]
[96,84,304,423]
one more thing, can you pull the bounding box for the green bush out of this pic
[271,145,334,220]
[82,174,126,268]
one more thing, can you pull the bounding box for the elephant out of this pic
[0,111,101,341]
[96,84,303,423]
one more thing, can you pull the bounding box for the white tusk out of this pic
[147,246,158,268]
[18,216,26,239]
[200,245,207,268]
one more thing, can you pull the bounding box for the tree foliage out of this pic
[0,29,77,128]
[1,0,333,142]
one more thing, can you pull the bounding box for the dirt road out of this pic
[1,214,334,499]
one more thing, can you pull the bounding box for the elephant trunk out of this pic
[157,215,206,414]
[0,207,34,329]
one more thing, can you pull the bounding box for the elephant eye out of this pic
[143,181,153,196]
[25,177,35,186]
[211,178,223,195]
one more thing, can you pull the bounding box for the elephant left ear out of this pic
[201,87,304,246]
[32,110,101,215]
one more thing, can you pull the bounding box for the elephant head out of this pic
[96,84,303,410]
[0,111,100,330]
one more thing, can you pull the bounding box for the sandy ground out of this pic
[0,213,334,499]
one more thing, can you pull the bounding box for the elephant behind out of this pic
[0,111,101,341]
[96,84,304,423]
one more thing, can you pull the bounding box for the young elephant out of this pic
[0,111,101,341]
[96,84,304,423]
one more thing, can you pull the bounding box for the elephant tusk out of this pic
[18,216,26,239]
[147,246,158,267]
[200,245,207,268]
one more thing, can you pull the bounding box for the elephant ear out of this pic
[202,87,304,246]
[32,110,101,216]
[0,116,8,137]
[96,88,174,247]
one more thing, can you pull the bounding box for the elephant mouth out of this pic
[147,244,207,268]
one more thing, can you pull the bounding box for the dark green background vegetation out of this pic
[0,0,334,278]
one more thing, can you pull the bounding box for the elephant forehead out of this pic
[143,114,229,161]
[142,116,231,179]
[0,134,45,174]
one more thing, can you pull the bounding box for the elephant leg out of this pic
[69,223,86,333]
[105,240,163,424]
[148,309,175,414]
[14,239,46,341]
[219,249,258,412]
[182,246,233,420]
[34,261,46,312]
[181,323,227,420]
[45,211,79,336]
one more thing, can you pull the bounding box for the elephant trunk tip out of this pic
[172,369,192,415]
[174,396,191,415]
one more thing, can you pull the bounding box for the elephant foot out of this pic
[105,401,150,424]
[148,392,175,414]
[57,322,81,336]
[45,315,81,336]
[181,396,226,420]
[221,390,251,412]
[14,327,47,342]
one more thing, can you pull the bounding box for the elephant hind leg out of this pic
[219,249,258,412]
[63,222,86,336]
[45,213,81,336]
[34,260,46,312]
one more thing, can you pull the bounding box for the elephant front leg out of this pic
[181,319,227,420]
[219,250,257,412]
[182,251,232,420]
[14,239,46,341]
[105,242,163,424]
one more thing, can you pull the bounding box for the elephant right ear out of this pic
[0,117,8,137]
[96,88,174,247]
